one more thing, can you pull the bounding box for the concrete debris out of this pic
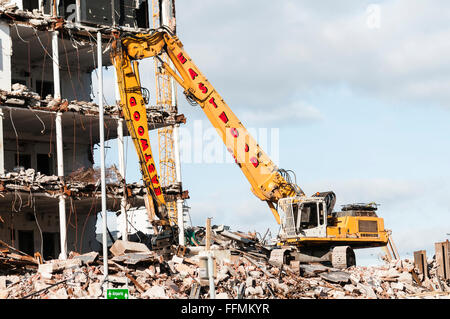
[186,225,270,261]
[0,241,448,299]
[319,271,350,284]
[0,289,9,299]
[111,253,155,265]
[110,240,151,257]
[0,276,6,289]
[0,84,182,124]
[0,223,449,299]
[0,167,148,199]
[72,252,99,265]
[0,5,52,28]
[0,240,39,270]
[0,4,149,35]
[38,259,82,278]
[143,285,167,299]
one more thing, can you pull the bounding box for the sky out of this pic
[94,0,450,266]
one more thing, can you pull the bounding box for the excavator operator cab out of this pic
[299,201,325,230]
[278,196,328,240]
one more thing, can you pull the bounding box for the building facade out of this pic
[0,0,184,261]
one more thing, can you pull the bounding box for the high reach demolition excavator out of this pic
[111,29,389,268]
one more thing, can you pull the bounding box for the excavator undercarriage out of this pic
[268,245,357,269]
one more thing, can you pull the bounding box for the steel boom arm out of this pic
[112,37,169,226]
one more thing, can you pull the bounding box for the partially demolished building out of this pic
[0,1,184,262]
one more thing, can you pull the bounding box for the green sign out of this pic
[107,289,129,299]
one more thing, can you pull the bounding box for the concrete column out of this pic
[0,20,12,91]
[435,240,450,280]
[75,0,81,23]
[0,108,4,175]
[177,199,184,244]
[117,118,128,241]
[52,31,61,100]
[55,26,64,259]
[113,67,121,104]
[173,124,182,183]
[168,0,183,241]
[413,250,428,278]
[97,31,109,292]
[161,0,184,244]
[173,124,185,245]
[56,112,67,259]
[205,218,216,299]
[161,0,176,33]
[114,67,127,241]
[171,44,184,242]
[52,0,59,17]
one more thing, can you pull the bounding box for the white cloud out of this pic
[305,178,424,207]
[240,101,323,126]
[176,0,450,111]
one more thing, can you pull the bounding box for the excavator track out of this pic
[331,246,356,269]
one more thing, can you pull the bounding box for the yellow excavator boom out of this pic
[112,36,168,226]
[113,30,303,225]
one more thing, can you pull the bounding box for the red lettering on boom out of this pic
[144,153,152,162]
[209,97,218,108]
[219,112,229,124]
[177,52,187,64]
[250,157,259,168]
[188,68,198,80]
[198,83,208,94]
[140,139,149,151]
[230,128,239,138]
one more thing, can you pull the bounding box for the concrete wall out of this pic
[0,20,12,91]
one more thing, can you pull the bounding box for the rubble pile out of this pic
[44,97,120,116]
[67,166,120,184]
[0,84,41,107]
[0,2,52,28]
[0,236,448,299]
[0,84,177,124]
[0,84,120,116]
[0,167,147,198]
[0,2,148,32]
[0,240,40,273]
